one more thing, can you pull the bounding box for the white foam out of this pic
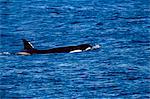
[92,45,101,49]
[0,52,11,55]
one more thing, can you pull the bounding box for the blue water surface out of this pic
[0,0,150,98]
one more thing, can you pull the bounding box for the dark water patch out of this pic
[118,16,150,20]
[96,22,103,26]
[70,21,81,24]
[131,40,150,44]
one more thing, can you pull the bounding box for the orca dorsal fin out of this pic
[22,39,34,50]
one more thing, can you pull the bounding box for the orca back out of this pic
[19,39,93,55]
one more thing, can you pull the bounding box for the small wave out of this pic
[0,52,11,55]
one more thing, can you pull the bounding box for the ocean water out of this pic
[0,0,150,98]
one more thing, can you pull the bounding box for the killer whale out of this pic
[17,39,93,55]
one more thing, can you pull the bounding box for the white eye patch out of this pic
[85,47,92,51]
[69,50,82,53]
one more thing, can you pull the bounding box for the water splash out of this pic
[92,44,101,49]
[0,52,11,55]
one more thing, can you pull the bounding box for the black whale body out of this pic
[17,39,93,55]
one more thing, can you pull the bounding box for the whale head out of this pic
[78,44,92,50]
